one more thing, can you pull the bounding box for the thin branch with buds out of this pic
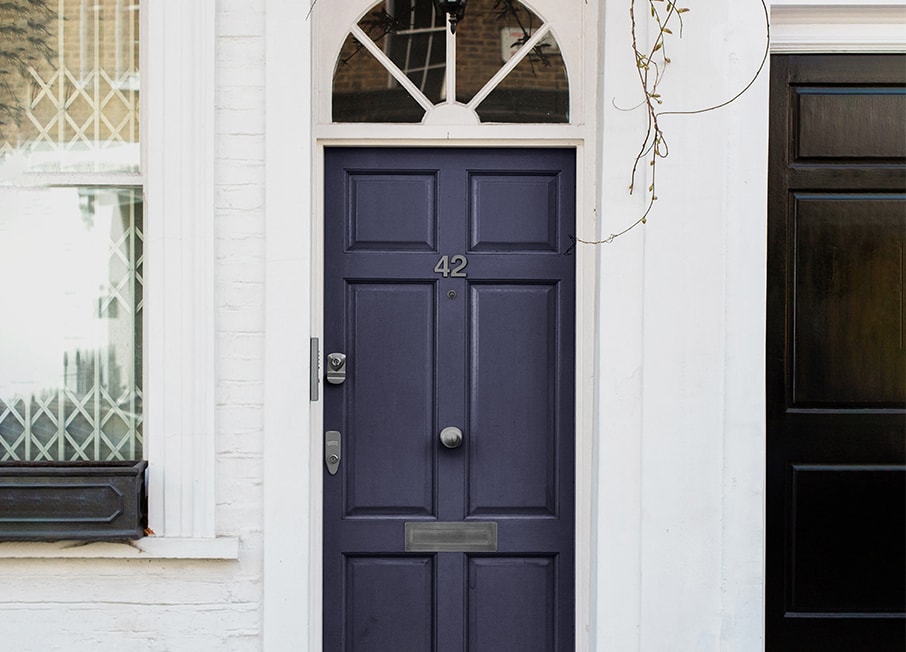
[568,0,769,252]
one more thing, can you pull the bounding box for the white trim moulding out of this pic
[770,3,906,52]
[143,0,217,539]
[263,1,315,650]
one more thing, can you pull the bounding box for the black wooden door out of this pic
[766,54,906,651]
[323,148,576,651]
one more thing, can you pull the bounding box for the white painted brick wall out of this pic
[0,2,270,650]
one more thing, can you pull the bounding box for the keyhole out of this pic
[448,290,456,300]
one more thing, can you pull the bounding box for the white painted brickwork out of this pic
[0,2,268,650]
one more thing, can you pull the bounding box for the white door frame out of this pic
[309,136,595,649]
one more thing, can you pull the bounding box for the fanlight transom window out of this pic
[333,0,569,124]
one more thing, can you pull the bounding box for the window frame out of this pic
[0,0,236,557]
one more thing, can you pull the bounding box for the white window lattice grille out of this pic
[0,188,143,462]
[0,0,139,172]
[23,63,139,171]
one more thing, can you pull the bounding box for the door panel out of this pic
[789,466,906,614]
[767,54,906,651]
[470,284,559,517]
[467,556,557,652]
[345,283,436,516]
[469,173,561,252]
[791,195,905,405]
[794,89,906,161]
[346,173,438,251]
[324,148,576,651]
[345,556,435,650]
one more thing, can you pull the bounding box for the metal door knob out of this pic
[439,426,463,449]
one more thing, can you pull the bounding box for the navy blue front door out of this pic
[323,148,576,651]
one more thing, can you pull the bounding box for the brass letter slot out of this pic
[404,521,497,552]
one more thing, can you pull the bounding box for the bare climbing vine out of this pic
[567,0,770,251]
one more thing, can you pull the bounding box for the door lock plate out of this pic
[325,430,341,475]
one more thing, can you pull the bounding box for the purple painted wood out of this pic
[324,148,576,651]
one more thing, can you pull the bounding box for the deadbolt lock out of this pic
[326,353,347,384]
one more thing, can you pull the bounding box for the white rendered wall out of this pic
[262,0,314,649]
[595,1,768,650]
[0,2,267,649]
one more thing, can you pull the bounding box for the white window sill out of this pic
[0,537,240,560]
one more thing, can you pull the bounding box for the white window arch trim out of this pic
[0,0,237,559]
[317,0,587,128]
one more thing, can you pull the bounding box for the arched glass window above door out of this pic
[332,0,569,124]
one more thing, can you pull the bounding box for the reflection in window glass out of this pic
[0,0,140,173]
[475,39,569,123]
[332,1,446,122]
[455,0,538,104]
[333,32,427,123]
[385,0,446,104]
[459,0,567,122]
[330,0,569,124]
[0,187,142,461]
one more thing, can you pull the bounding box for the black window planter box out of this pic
[0,460,148,541]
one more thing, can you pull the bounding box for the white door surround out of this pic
[311,2,597,649]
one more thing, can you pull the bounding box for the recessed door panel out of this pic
[789,466,906,614]
[469,173,559,252]
[795,88,906,161]
[792,195,905,406]
[467,556,557,652]
[345,556,435,651]
[324,147,576,651]
[346,172,438,251]
[469,284,558,517]
[346,283,436,516]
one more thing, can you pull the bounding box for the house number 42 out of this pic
[434,254,468,278]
